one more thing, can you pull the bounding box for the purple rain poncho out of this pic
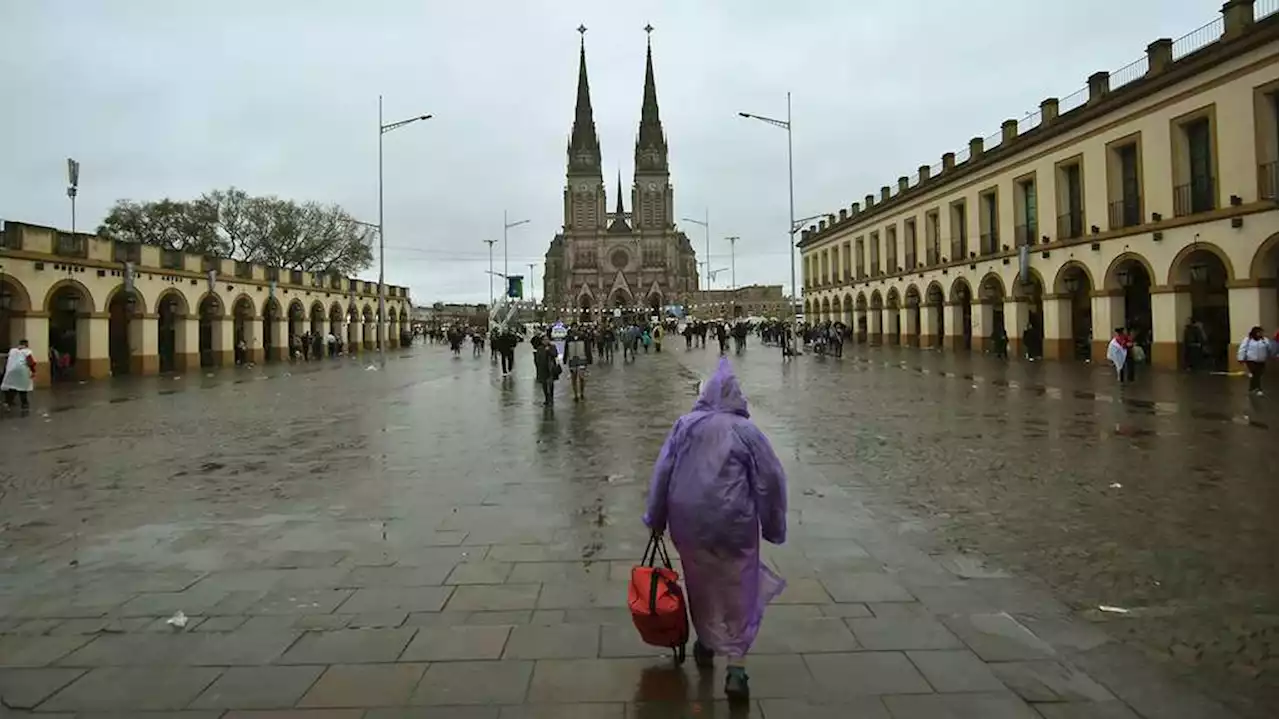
[643,358,788,658]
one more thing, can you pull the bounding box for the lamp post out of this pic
[739,94,796,313]
[378,95,432,366]
[503,211,530,284]
[681,210,710,291]
[483,239,497,308]
[66,158,80,234]
[724,236,739,317]
[527,263,537,304]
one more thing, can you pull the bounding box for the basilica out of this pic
[542,31,700,316]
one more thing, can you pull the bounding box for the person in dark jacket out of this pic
[532,335,559,405]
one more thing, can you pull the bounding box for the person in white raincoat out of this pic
[1106,328,1133,383]
[1,339,36,411]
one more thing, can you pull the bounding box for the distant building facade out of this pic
[685,285,790,319]
[542,33,699,317]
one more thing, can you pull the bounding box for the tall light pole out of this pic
[66,158,80,234]
[527,263,537,303]
[682,210,710,291]
[724,236,738,291]
[503,210,530,285]
[378,95,432,366]
[739,93,795,321]
[483,239,497,308]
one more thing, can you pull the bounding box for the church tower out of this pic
[632,27,672,234]
[564,28,606,237]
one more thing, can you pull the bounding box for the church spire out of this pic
[615,170,625,215]
[635,24,667,170]
[568,25,600,173]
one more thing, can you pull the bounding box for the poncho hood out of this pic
[693,358,749,417]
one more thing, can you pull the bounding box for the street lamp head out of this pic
[420,115,433,121]
[738,112,751,118]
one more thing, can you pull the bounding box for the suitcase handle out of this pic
[642,532,674,570]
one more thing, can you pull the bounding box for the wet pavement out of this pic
[0,340,1273,718]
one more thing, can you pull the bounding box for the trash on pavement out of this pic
[1109,482,1123,489]
[166,610,189,629]
[1097,605,1130,614]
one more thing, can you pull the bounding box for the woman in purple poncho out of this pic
[643,357,788,701]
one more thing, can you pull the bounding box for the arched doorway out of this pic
[578,295,594,323]
[1056,263,1093,361]
[1110,257,1153,365]
[1176,248,1231,371]
[978,274,1006,353]
[821,297,831,324]
[647,293,662,319]
[107,288,142,377]
[362,306,375,349]
[1013,272,1045,359]
[949,279,972,351]
[262,298,280,362]
[0,277,32,360]
[288,300,305,347]
[309,302,325,337]
[1251,237,1278,334]
[347,306,360,353]
[199,295,224,368]
[869,291,884,345]
[926,283,945,348]
[855,293,868,343]
[329,303,343,339]
[886,288,901,344]
[905,286,922,347]
[156,291,188,374]
[46,283,90,381]
[233,296,255,365]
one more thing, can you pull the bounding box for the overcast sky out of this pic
[1,0,1217,305]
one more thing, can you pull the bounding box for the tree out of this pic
[97,188,374,275]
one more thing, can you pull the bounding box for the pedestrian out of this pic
[326,331,337,358]
[1107,327,1135,383]
[1236,325,1276,396]
[495,329,520,376]
[1,339,37,412]
[643,357,788,702]
[532,335,560,405]
[992,325,1008,360]
[565,329,588,401]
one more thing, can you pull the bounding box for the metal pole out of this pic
[786,92,796,322]
[377,96,388,365]
[503,210,509,283]
[726,237,737,291]
[704,208,710,291]
[484,239,497,308]
[70,194,76,235]
[528,263,536,303]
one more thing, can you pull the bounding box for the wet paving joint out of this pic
[0,343,1267,717]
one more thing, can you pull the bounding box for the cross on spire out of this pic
[577,24,587,36]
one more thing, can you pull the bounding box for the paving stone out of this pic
[0,667,85,709]
[598,622,674,659]
[0,634,92,666]
[40,666,223,711]
[191,568,349,593]
[819,572,915,603]
[466,610,534,625]
[529,610,567,624]
[115,591,229,617]
[881,691,1040,718]
[866,602,937,620]
[907,649,1006,692]
[47,617,151,635]
[804,652,933,697]
[335,586,453,613]
[758,604,824,621]
[411,660,534,705]
[499,703,625,718]
[1013,614,1113,652]
[446,561,515,584]
[1031,700,1142,718]
[402,610,471,628]
[277,628,416,664]
[752,617,861,654]
[221,707,364,718]
[347,611,407,628]
[846,616,965,650]
[941,613,1057,662]
[487,544,582,563]
[193,614,250,632]
[57,633,198,666]
[534,580,617,610]
[730,652,821,698]
[190,665,325,709]
[768,577,834,604]
[9,618,63,634]
[561,608,633,625]
[292,614,354,631]
[934,553,1013,579]
[759,697,892,719]
[189,630,303,665]
[817,602,873,618]
[367,708,499,719]
[989,660,1115,702]
[909,584,1006,614]
[503,623,599,659]
[797,539,873,560]
[341,564,454,588]
[507,561,612,583]
[400,625,512,660]
[248,588,355,615]
[447,584,542,611]
[526,658,684,703]
[297,663,428,708]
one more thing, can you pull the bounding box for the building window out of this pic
[869,231,880,276]
[904,219,917,269]
[842,241,852,278]
[925,211,940,265]
[290,269,304,285]
[885,226,898,272]
[1172,109,1216,216]
[855,237,865,279]
[1014,176,1038,247]
[1106,136,1143,229]
[113,242,141,264]
[55,233,87,258]
[948,200,967,260]
[1056,158,1084,239]
[235,261,253,279]
[1256,85,1278,201]
[161,248,184,270]
[978,189,998,255]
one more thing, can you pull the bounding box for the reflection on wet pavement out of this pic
[0,340,1271,717]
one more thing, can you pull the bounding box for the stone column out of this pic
[904,306,920,347]
[869,308,883,345]
[854,309,867,343]
[922,304,941,348]
[178,317,200,371]
[274,318,289,360]
[1149,288,1188,370]
[883,308,898,345]
[80,314,111,380]
[975,302,995,354]
[131,313,159,376]
[1005,299,1029,358]
[347,320,360,354]
[1228,283,1269,367]
[1042,296,1070,360]
[18,313,51,388]
[1090,291,1124,363]
[215,316,234,367]
[363,320,374,350]
[243,315,262,365]
[945,302,966,351]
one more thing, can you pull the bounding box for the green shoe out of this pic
[724,666,749,702]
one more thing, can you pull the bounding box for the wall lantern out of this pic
[1117,268,1132,288]
[1189,261,1209,284]
[58,294,80,312]
[0,287,11,310]
[1064,274,1081,293]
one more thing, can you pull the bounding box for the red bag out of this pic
[628,533,689,664]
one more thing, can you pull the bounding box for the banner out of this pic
[506,275,524,299]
